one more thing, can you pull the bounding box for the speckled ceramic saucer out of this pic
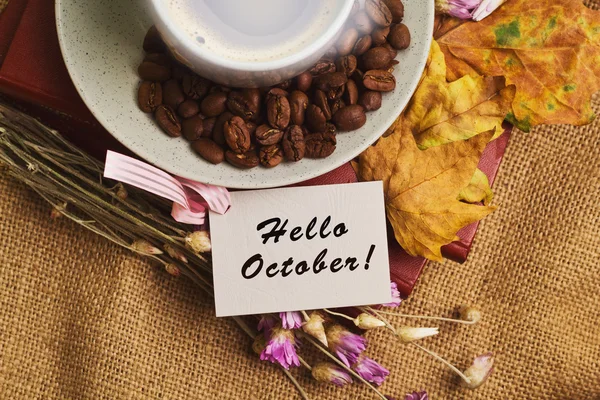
[55,0,434,189]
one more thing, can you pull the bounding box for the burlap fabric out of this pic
[2,4,600,400]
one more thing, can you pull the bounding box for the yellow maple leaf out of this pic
[458,169,493,206]
[358,123,497,261]
[435,0,600,131]
[404,42,515,149]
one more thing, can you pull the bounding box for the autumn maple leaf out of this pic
[403,41,515,149]
[435,0,600,131]
[358,123,496,261]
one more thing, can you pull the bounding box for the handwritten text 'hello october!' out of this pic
[240,216,377,280]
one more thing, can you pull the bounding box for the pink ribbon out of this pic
[103,150,230,225]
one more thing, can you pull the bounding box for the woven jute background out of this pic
[1,2,600,399]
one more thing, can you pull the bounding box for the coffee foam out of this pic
[163,0,342,62]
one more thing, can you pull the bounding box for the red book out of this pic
[0,0,510,298]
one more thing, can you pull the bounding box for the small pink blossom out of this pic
[260,327,300,370]
[463,353,494,389]
[353,356,389,386]
[326,325,367,367]
[280,311,303,329]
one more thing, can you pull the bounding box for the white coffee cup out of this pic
[148,0,355,88]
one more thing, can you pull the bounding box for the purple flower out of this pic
[463,353,494,389]
[404,391,429,400]
[326,324,367,367]
[280,311,303,329]
[260,327,300,370]
[435,0,481,19]
[257,314,276,335]
[312,362,353,387]
[353,356,390,386]
[383,281,402,308]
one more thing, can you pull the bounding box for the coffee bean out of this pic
[388,23,411,50]
[243,89,262,121]
[372,26,391,46]
[224,116,251,153]
[225,149,259,169]
[309,58,336,76]
[315,72,348,92]
[144,53,171,67]
[305,132,337,158]
[333,105,367,131]
[363,70,396,92]
[330,98,346,116]
[336,55,357,77]
[326,122,337,135]
[162,79,185,108]
[267,95,291,130]
[182,115,204,141]
[354,11,374,35]
[353,35,373,57]
[289,91,309,126]
[282,125,306,162]
[259,145,284,168]
[306,104,328,133]
[209,85,231,94]
[314,90,332,120]
[359,91,383,111]
[327,84,346,101]
[155,105,181,137]
[382,42,399,59]
[255,124,284,146]
[138,61,171,82]
[362,47,394,70]
[200,92,228,117]
[296,71,313,92]
[202,117,216,138]
[227,90,260,121]
[265,88,289,103]
[182,74,210,100]
[336,28,359,57]
[178,99,200,118]
[345,80,359,105]
[366,0,393,27]
[324,47,338,59]
[382,0,404,23]
[191,138,224,164]
[138,81,162,113]
[212,111,234,146]
[143,26,166,53]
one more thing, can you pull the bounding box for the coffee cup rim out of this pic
[149,0,355,72]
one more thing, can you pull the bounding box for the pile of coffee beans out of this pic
[137,0,410,169]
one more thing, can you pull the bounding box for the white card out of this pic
[210,181,391,317]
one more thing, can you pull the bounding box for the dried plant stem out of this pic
[411,342,471,384]
[374,308,476,325]
[297,355,312,371]
[281,368,311,400]
[323,309,355,322]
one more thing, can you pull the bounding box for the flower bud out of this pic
[396,327,439,344]
[164,243,188,264]
[131,239,163,255]
[462,353,494,389]
[459,305,481,323]
[435,0,481,19]
[302,312,328,346]
[312,362,353,387]
[472,0,507,21]
[115,182,128,200]
[185,231,211,253]
[164,263,181,277]
[354,313,386,330]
